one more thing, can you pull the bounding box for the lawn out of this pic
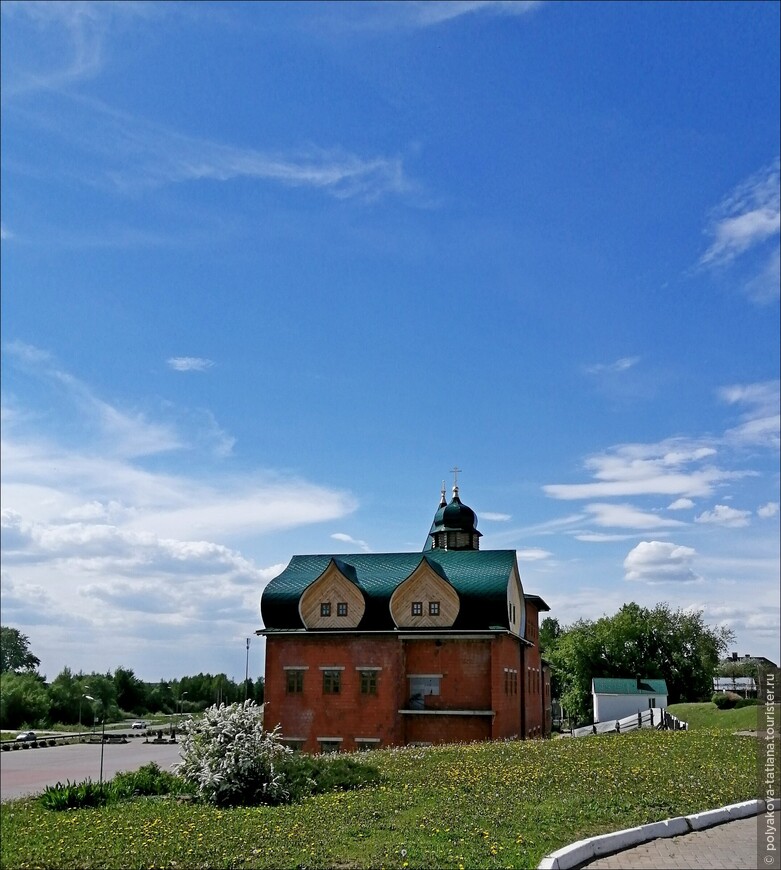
[667,701,780,732]
[0,730,758,870]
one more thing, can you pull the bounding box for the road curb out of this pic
[536,799,766,869]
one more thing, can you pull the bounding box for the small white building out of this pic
[592,677,668,723]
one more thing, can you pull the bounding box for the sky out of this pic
[1,0,779,685]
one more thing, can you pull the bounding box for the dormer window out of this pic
[411,602,423,616]
[337,602,348,617]
[320,602,331,617]
[429,601,440,616]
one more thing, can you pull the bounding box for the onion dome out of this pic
[426,482,482,551]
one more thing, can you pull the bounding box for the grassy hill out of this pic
[667,701,779,732]
[1,729,759,869]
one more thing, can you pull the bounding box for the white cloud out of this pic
[1,0,157,96]
[700,158,780,267]
[0,344,356,680]
[516,547,552,562]
[481,511,511,522]
[331,532,372,553]
[585,502,685,530]
[572,532,642,542]
[167,357,214,372]
[27,94,415,203]
[757,502,780,519]
[624,541,702,584]
[408,0,540,26]
[719,380,780,449]
[0,223,11,240]
[668,498,694,510]
[584,356,640,375]
[695,505,752,528]
[745,247,781,305]
[543,438,734,501]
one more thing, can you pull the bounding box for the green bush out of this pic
[38,764,193,811]
[39,779,111,811]
[712,693,738,709]
[735,698,759,708]
[275,753,381,803]
[110,762,193,799]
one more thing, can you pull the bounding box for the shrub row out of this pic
[711,693,760,709]
[38,763,195,811]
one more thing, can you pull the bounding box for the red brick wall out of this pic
[265,629,542,750]
[490,633,523,739]
[265,634,404,752]
[402,638,492,710]
[405,714,491,745]
[523,603,544,737]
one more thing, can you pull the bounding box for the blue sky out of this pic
[1,0,779,684]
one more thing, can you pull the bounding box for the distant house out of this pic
[713,676,757,697]
[592,678,668,723]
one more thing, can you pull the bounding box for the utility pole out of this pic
[244,637,250,704]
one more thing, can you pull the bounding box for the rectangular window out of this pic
[429,601,440,616]
[318,739,341,754]
[282,739,305,751]
[320,602,331,617]
[359,670,378,695]
[411,601,423,616]
[323,669,341,694]
[505,669,518,695]
[286,669,305,694]
[354,738,380,750]
[337,602,348,617]
[408,675,440,707]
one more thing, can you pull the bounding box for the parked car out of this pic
[130,720,149,730]
[15,731,36,742]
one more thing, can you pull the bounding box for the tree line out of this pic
[0,627,264,730]
[539,602,736,725]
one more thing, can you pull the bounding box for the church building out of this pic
[259,481,552,752]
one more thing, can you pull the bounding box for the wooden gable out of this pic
[389,558,460,628]
[299,560,366,629]
[507,561,526,638]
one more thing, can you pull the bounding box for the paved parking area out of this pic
[581,812,776,869]
[0,740,183,801]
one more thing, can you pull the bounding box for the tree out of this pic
[0,626,41,674]
[113,667,148,715]
[0,671,50,729]
[539,617,562,655]
[545,602,734,724]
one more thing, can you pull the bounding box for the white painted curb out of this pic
[536,799,766,869]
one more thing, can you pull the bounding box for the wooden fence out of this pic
[572,707,688,738]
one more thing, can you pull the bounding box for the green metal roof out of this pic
[261,549,520,631]
[592,678,668,695]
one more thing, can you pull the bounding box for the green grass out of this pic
[668,701,779,732]
[0,730,759,869]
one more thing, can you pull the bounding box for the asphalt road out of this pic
[0,740,184,801]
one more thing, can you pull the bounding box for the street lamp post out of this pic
[98,711,106,786]
[244,637,250,704]
[85,694,95,737]
[83,694,105,784]
[78,687,90,732]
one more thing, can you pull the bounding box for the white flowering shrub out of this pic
[173,701,292,806]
